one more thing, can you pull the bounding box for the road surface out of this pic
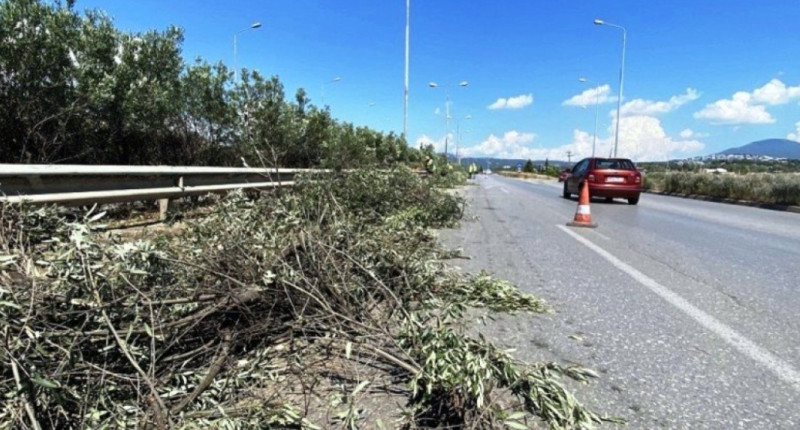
[438,174,800,429]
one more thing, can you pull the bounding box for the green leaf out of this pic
[506,411,526,420]
[0,301,21,310]
[87,211,107,223]
[351,380,370,396]
[32,377,60,389]
[504,420,529,429]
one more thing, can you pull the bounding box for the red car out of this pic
[562,157,642,205]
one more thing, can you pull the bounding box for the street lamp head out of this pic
[458,81,469,87]
[593,19,604,25]
[332,76,342,82]
[251,22,262,29]
[428,82,439,88]
[579,77,588,83]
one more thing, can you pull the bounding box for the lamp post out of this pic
[578,77,600,157]
[456,114,471,165]
[321,76,342,106]
[429,81,468,160]
[404,0,410,144]
[594,18,626,158]
[233,22,262,82]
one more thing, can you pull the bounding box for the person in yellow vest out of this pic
[424,155,436,174]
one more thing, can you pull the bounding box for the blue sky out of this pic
[75,0,800,162]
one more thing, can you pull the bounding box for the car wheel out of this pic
[562,182,570,199]
[627,195,640,205]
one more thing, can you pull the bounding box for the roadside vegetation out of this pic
[642,171,800,206]
[2,4,618,427]
[0,0,416,168]
[1,168,614,429]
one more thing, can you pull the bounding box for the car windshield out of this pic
[594,159,635,170]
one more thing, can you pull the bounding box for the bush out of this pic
[647,172,800,205]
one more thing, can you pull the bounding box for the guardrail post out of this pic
[159,198,173,220]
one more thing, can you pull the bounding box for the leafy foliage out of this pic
[0,0,414,167]
[1,170,611,429]
[643,172,800,205]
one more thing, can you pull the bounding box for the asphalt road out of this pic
[437,174,800,429]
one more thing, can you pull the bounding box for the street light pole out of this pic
[321,76,342,106]
[404,0,410,145]
[579,77,600,157]
[233,22,262,83]
[445,93,450,159]
[429,81,468,161]
[456,114,471,166]
[594,19,626,158]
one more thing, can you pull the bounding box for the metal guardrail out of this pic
[0,164,304,210]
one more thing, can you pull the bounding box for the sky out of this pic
[73,0,800,162]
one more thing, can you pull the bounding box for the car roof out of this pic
[590,157,634,161]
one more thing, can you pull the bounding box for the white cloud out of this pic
[679,128,709,139]
[613,116,705,161]
[788,121,800,142]
[693,91,775,124]
[458,114,705,162]
[562,85,614,108]
[460,131,539,158]
[488,94,533,110]
[694,79,800,125]
[620,88,699,117]
[415,133,451,154]
[752,79,800,105]
[528,117,705,162]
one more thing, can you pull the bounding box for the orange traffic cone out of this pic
[567,181,597,228]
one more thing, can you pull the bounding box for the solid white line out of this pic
[557,224,800,393]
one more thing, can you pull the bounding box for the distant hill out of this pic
[457,157,570,169]
[718,139,800,159]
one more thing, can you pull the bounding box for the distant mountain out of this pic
[718,139,800,159]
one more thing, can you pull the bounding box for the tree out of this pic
[0,0,413,169]
[523,159,535,173]
[0,0,83,162]
[177,60,236,164]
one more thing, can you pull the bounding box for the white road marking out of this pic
[557,224,800,393]
[500,187,509,194]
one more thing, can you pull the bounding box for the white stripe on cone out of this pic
[577,205,591,215]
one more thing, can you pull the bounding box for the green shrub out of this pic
[646,172,800,205]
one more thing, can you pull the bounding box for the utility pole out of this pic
[566,151,573,164]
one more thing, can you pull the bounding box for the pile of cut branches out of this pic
[1,166,615,429]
